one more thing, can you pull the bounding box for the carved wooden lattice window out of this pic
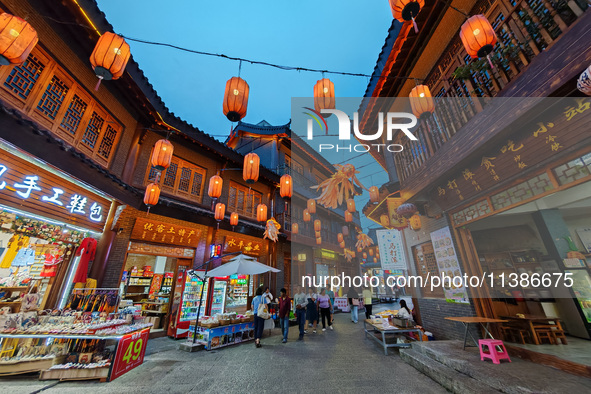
[146,155,206,203]
[228,181,261,218]
[60,94,88,135]
[98,125,117,159]
[37,75,69,120]
[4,54,45,100]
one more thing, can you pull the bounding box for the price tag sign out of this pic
[110,328,150,381]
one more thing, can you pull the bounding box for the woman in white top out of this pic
[263,287,273,304]
[397,299,413,320]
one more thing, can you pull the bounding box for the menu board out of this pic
[376,229,407,271]
[430,227,469,304]
[576,228,591,254]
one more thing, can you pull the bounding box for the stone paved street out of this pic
[0,311,448,394]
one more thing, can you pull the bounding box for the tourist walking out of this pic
[327,287,335,323]
[278,288,291,343]
[251,286,269,348]
[293,285,307,340]
[317,288,333,331]
[305,288,318,333]
[347,287,359,323]
[362,287,373,319]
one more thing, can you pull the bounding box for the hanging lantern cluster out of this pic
[257,204,268,222]
[208,174,223,199]
[151,139,174,171]
[243,152,260,184]
[0,13,38,66]
[460,14,497,66]
[396,202,418,219]
[389,0,425,33]
[90,32,131,90]
[409,214,421,230]
[313,78,335,116]
[280,174,292,198]
[223,77,249,122]
[409,85,435,119]
[144,183,160,208]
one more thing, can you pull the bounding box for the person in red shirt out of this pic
[278,288,291,343]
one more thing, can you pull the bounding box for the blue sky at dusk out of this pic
[96,0,393,229]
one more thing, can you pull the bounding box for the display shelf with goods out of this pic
[187,310,255,350]
[566,268,591,324]
[179,274,208,323]
[209,280,227,316]
[225,275,249,314]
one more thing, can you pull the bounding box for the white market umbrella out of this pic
[205,253,281,277]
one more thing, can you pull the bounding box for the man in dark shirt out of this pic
[278,288,291,343]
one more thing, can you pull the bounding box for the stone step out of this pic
[404,340,591,394]
[399,347,501,394]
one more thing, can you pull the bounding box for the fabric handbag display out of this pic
[352,298,360,306]
[257,296,270,319]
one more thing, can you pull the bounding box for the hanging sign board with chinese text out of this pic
[432,97,591,210]
[130,218,202,248]
[223,236,263,256]
[376,229,407,271]
[0,149,109,232]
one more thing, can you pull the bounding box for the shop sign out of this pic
[376,229,407,271]
[430,227,469,304]
[386,197,408,229]
[432,97,591,210]
[128,242,195,258]
[334,297,350,312]
[110,328,150,381]
[320,249,336,260]
[0,149,110,231]
[223,236,263,255]
[131,218,201,248]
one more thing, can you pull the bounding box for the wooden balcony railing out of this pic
[394,0,588,183]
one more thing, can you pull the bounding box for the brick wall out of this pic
[101,206,210,288]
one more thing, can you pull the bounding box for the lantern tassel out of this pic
[487,54,494,70]
[217,222,220,230]
[94,76,103,91]
[412,17,419,33]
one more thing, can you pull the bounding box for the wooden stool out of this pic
[535,329,555,345]
[550,329,568,345]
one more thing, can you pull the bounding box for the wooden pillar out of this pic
[121,125,147,185]
[89,201,120,286]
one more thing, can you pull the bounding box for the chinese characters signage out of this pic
[0,149,109,231]
[130,218,202,248]
[432,97,591,210]
[376,229,407,271]
[223,236,264,256]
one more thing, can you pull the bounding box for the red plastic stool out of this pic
[478,339,511,364]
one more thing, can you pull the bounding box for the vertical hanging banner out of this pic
[376,230,407,271]
[430,227,469,304]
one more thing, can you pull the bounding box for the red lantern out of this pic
[0,13,38,66]
[369,248,374,257]
[243,152,260,184]
[314,219,321,232]
[313,78,335,116]
[337,233,344,243]
[215,203,226,221]
[363,252,367,260]
[409,85,435,119]
[339,241,345,249]
[347,198,356,213]
[357,246,362,253]
[150,139,174,171]
[303,209,311,222]
[409,214,421,230]
[144,183,160,207]
[373,257,377,263]
[280,174,292,198]
[345,211,353,222]
[315,230,321,238]
[396,203,418,219]
[223,77,249,122]
[389,0,425,33]
[342,225,349,237]
[90,32,131,89]
[460,15,497,59]
[380,214,390,228]
[369,186,379,203]
[208,175,223,199]
[257,204,267,222]
[316,237,322,245]
[230,212,239,227]
[292,222,299,234]
[307,199,317,214]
